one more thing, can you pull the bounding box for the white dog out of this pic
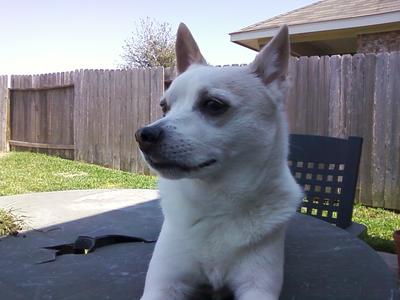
[135,23,302,300]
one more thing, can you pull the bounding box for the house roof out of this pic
[230,0,400,56]
[233,0,400,34]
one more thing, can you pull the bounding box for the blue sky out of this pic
[0,0,316,75]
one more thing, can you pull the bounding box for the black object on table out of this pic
[0,200,397,300]
[288,134,366,236]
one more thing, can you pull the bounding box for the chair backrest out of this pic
[288,134,363,229]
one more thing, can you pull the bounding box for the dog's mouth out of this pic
[146,157,217,172]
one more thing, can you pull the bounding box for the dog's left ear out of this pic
[249,25,290,85]
[175,23,207,74]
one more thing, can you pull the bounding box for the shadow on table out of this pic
[0,199,162,300]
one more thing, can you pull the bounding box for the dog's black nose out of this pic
[135,126,163,150]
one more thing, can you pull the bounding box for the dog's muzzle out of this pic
[135,124,217,176]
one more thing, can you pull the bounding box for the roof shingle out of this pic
[235,0,400,33]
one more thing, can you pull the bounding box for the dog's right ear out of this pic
[249,25,290,85]
[175,23,206,74]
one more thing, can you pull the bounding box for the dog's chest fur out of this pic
[159,169,301,289]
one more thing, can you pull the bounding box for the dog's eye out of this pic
[160,100,169,117]
[201,98,228,116]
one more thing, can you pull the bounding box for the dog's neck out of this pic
[158,160,297,232]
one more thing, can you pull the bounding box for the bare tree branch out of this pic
[119,17,176,68]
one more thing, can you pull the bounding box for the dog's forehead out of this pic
[165,65,248,105]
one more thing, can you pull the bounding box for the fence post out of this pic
[0,75,8,153]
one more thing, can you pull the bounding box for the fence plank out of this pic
[135,69,150,174]
[131,69,140,173]
[73,70,83,160]
[82,70,90,161]
[120,70,130,171]
[346,54,375,205]
[0,76,8,152]
[96,70,105,166]
[112,70,122,169]
[67,78,75,159]
[106,70,115,168]
[305,56,319,134]
[90,70,97,163]
[11,91,22,142]
[341,54,353,137]
[86,70,94,163]
[124,69,134,172]
[347,54,366,200]
[384,52,400,209]
[286,57,298,132]
[103,70,112,168]
[295,57,308,133]
[329,55,345,137]
[372,52,390,208]
[23,79,32,144]
[96,70,104,164]
[126,69,139,173]
[319,56,331,136]
[358,54,376,206]
[150,67,164,123]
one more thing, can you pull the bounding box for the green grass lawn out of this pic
[0,152,156,196]
[353,204,400,253]
[0,151,399,254]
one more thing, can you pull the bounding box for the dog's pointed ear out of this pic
[175,23,206,74]
[249,25,290,85]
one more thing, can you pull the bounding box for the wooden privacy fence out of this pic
[9,73,75,159]
[285,52,400,210]
[3,68,163,173]
[74,69,163,172]
[0,53,399,210]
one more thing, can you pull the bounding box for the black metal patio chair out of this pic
[288,134,366,237]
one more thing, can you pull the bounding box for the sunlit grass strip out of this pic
[353,204,400,253]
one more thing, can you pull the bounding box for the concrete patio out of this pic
[0,189,159,230]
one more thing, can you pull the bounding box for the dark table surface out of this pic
[0,199,398,300]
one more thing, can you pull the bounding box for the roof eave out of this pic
[231,41,259,52]
[230,10,400,43]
